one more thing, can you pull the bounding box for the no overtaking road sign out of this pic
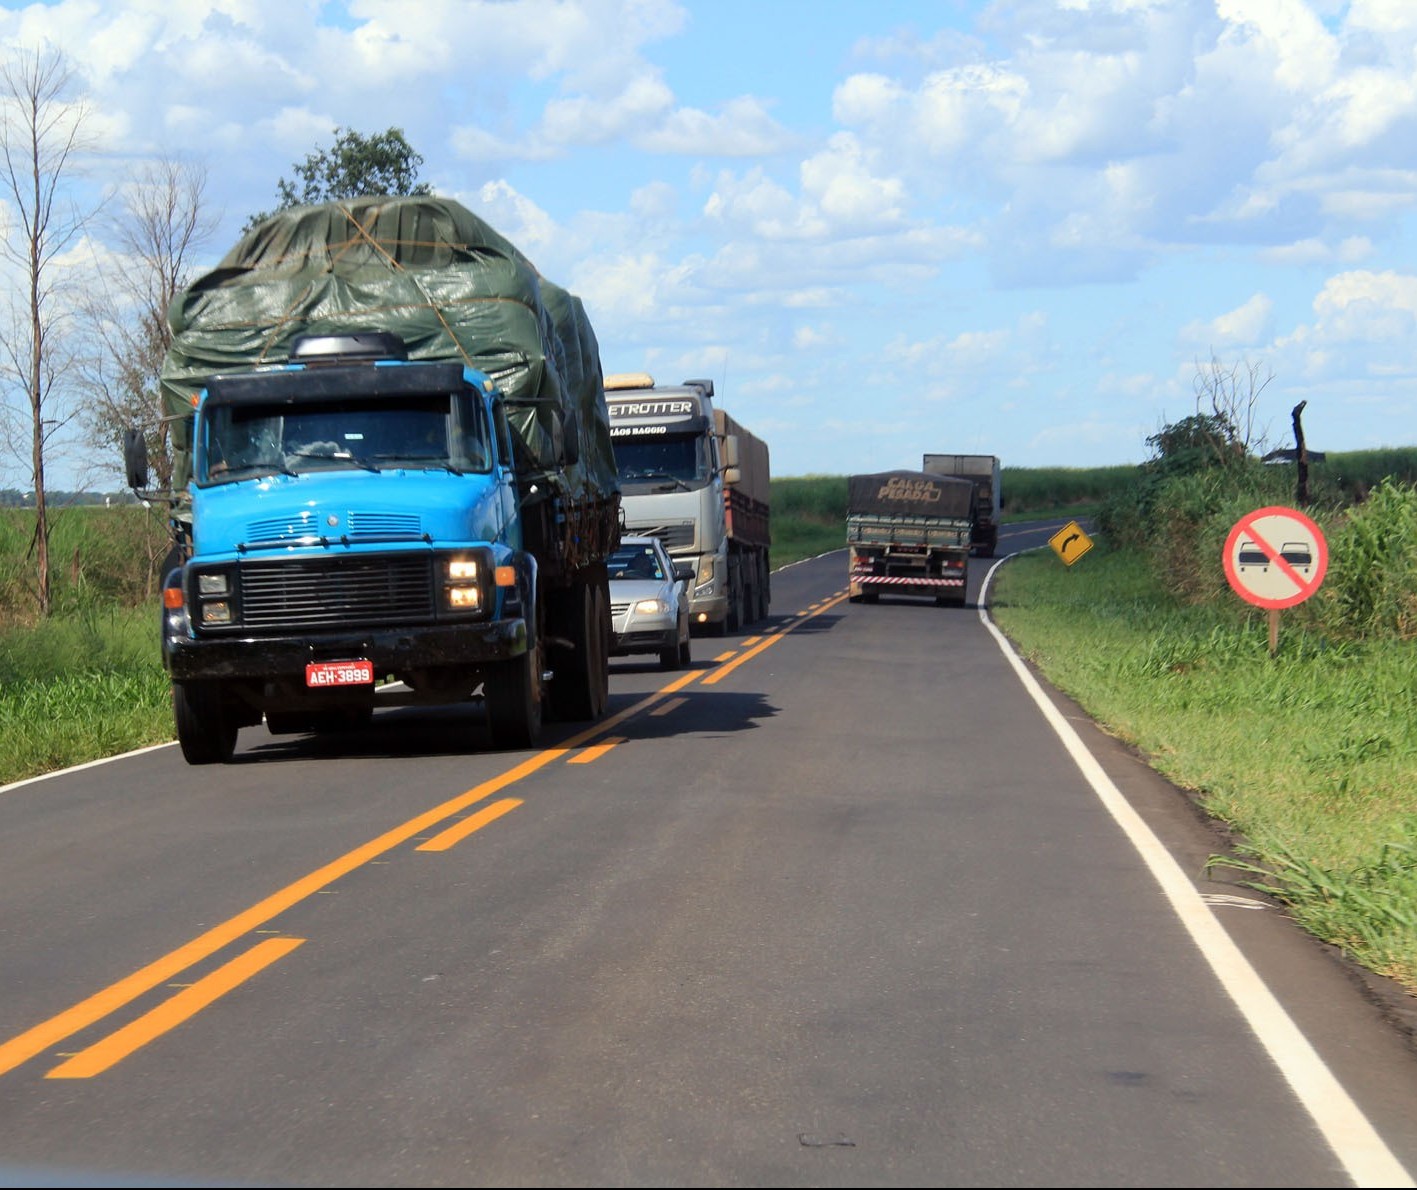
[1223,505,1328,610]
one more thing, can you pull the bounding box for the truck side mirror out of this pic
[722,465,742,486]
[491,398,515,471]
[124,427,150,490]
[721,434,740,470]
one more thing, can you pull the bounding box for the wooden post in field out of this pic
[1292,401,1309,506]
[1268,607,1280,657]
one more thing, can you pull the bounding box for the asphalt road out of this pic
[2,520,1416,1187]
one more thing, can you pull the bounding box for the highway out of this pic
[1,520,1415,1187]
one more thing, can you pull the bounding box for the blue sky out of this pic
[1,0,1414,489]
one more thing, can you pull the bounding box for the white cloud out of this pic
[1310,269,1417,341]
[638,96,796,155]
[1182,293,1275,348]
[800,133,905,228]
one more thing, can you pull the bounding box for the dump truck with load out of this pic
[921,453,1002,556]
[847,470,975,606]
[124,196,620,764]
[602,374,770,634]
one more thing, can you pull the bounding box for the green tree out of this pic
[245,126,431,230]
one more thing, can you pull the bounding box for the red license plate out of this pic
[305,660,375,688]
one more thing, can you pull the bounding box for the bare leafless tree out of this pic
[81,157,218,496]
[1191,351,1274,456]
[0,44,91,616]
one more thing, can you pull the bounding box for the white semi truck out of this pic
[603,374,770,635]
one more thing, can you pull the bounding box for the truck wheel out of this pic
[548,578,606,722]
[593,581,611,713]
[173,681,238,765]
[485,644,544,750]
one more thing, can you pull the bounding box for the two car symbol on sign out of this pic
[1237,540,1313,574]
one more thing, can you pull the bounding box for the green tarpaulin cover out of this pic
[160,195,618,504]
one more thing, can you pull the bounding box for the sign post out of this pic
[1222,506,1328,656]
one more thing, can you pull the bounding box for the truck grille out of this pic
[237,555,436,629]
[629,521,694,550]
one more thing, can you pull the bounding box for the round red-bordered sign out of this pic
[1223,506,1328,609]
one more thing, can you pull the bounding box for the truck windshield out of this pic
[199,391,492,484]
[612,434,706,491]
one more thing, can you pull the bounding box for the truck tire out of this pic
[548,577,607,722]
[593,581,612,710]
[485,643,544,750]
[173,681,238,765]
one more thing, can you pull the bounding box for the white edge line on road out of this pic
[1,742,176,795]
[978,550,1414,1189]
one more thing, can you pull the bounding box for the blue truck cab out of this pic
[129,331,576,764]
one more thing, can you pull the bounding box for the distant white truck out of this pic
[604,374,771,635]
[921,453,1003,557]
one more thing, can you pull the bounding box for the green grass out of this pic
[0,606,173,784]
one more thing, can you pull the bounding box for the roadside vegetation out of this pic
[990,440,1417,996]
[5,446,1417,1003]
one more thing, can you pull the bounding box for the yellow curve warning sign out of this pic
[1049,521,1093,566]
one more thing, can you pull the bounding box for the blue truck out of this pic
[125,198,621,764]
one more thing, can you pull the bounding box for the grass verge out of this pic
[0,607,173,785]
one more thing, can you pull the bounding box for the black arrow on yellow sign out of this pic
[1049,521,1093,566]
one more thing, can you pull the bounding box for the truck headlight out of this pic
[201,600,233,624]
[441,551,493,615]
[448,585,481,610]
[197,573,229,596]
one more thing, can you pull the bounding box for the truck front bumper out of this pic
[164,617,528,682]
